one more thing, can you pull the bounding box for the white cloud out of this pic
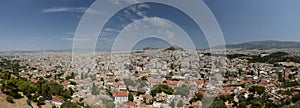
[109,0,151,20]
[124,0,140,4]
[42,7,88,13]
[61,32,100,41]
[62,37,96,42]
[138,17,172,27]
[138,3,150,9]
[127,3,150,18]
[104,28,121,32]
[121,17,174,39]
[41,7,107,15]
[109,0,140,6]
[165,31,175,39]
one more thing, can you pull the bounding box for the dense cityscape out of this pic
[1,0,300,108]
[1,46,300,108]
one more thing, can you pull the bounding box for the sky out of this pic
[0,0,300,51]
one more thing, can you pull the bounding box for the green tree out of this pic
[128,93,134,102]
[174,85,190,97]
[90,74,96,81]
[208,99,226,108]
[251,101,263,108]
[169,100,175,108]
[102,99,115,108]
[61,89,72,99]
[49,80,64,96]
[37,97,45,106]
[292,94,300,103]
[150,85,174,96]
[81,72,84,80]
[69,87,74,95]
[189,93,203,104]
[12,63,20,74]
[249,86,265,95]
[177,100,184,107]
[141,76,147,81]
[61,100,80,108]
[92,83,99,95]
[41,83,51,99]
[238,102,247,108]
[70,81,77,85]
[123,78,136,87]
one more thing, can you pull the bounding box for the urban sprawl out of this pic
[1,48,300,108]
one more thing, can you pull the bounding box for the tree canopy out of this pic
[150,85,174,96]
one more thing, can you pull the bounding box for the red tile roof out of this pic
[162,80,179,85]
[113,91,128,97]
[31,79,38,84]
[257,83,265,87]
[61,81,69,87]
[123,102,135,107]
[52,96,63,102]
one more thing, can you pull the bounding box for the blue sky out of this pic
[0,0,300,51]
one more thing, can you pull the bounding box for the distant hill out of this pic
[143,47,160,50]
[164,45,184,51]
[225,40,300,49]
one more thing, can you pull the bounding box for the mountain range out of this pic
[2,40,300,53]
[225,40,300,49]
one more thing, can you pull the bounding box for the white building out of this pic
[114,91,129,104]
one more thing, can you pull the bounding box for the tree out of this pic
[284,81,298,88]
[123,78,136,87]
[150,85,174,96]
[238,102,247,108]
[169,100,175,108]
[189,93,203,104]
[61,100,80,108]
[102,99,115,108]
[41,83,51,99]
[92,83,99,95]
[141,76,147,81]
[70,81,77,85]
[177,100,184,107]
[90,74,96,81]
[128,93,134,102]
[292,94,300,103]
[69,87,75,95]
[49,80,64,96]
[137,80,147,88]
[174,85,190,97]
[81,72,84,80]
[170,63,175,69]
[106,90,113,97]
[37,97,45,106]
[249,86,265,95]
[12,63,20,74]
[251,101,263,108]
[114,78,119,82]
[32,93,40,102]
[208,99,226,108]
[61,89,72,99]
